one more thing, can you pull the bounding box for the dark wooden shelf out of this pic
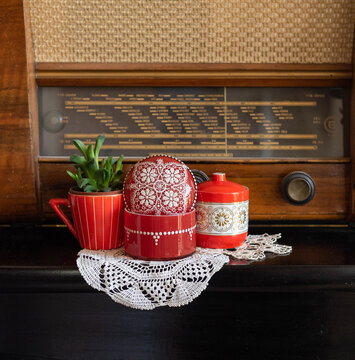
[1,225,355,360]
[1,225,355,292]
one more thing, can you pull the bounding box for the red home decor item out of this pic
[124,209,196,260]
[123,155,196,215]
[196,173,249,249]
[50,189,124,250]
[123,155,197,260]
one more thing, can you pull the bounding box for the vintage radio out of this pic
[0,0,354,225]
[1,2,355,358]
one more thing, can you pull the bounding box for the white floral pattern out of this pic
[196,206,209,231]
[162,190,180,209]
[211,207,233,232]
[138,188,156,207]
[196,201,249,235]
[163,167,182,185]
[125,157,195,215]
[139,167,158,184]
[154,180,166,192]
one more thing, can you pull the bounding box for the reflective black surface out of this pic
[1,225,355,267]
[1,225,355,359]
[1,225,355,292]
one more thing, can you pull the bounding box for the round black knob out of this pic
[281,171,315,205]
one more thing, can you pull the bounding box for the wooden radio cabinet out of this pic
[0,0,354,224]
[1,2,355,360]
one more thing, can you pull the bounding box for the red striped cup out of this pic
[50,189,124,250]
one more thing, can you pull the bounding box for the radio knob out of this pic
[190,169,209,184]
[43,110,65,133]
[282,171,315,205]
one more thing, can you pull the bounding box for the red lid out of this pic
[123,155,196,215]
[197,173,248,203]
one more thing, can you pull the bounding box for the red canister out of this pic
[123,155,197,260]
[124,209,196,260]
[196,173,249,249]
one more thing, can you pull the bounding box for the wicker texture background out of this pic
[28,0,355,63]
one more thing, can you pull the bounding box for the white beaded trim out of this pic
[125,225,196,246]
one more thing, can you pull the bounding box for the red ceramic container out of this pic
[123,155,196,215]
[50,189,124,250]
[196,173,249,249]
[124,209,196,260]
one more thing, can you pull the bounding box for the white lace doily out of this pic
[77,233,291,310]
[199,233,292,261]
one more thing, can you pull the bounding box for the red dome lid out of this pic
[197,173,248,203]
[123,155,196,215]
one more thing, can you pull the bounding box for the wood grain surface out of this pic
[40,163,349,221]
[0,0,38,222]
[36,78,351,88]
[350,38,355,222]
[35,62,352,87]
[36,63,354,71]
[0,1,353,223]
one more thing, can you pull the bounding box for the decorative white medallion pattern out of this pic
[128,159,192,215]
[196,201,249,235]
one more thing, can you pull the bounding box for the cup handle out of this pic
[49,198,78,239]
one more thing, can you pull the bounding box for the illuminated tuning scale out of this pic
[39,87,349,159]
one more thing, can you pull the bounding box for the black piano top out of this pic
[1,224,355,292]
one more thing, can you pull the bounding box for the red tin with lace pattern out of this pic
[196,173,249,249]
[123,155,196,215]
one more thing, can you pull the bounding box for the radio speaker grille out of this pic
[28,0,355,63]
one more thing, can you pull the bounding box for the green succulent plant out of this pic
[67,135,124,192]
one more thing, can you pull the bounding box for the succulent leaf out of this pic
[85,159,99,178]
[66,170,78,182]
[77,168,82,180]
[83,185,97,193]
[72,139,89,160]
[110,180,122,190]
[94,135,105,162]
[112,155,123,179]
[87,144,95,161]
[67,135,124,193]
[78,178,96,188]
[70,155,87,167]
[113,170,123,182]
[115,155,124,173]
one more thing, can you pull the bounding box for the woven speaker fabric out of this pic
[28,0,354,64]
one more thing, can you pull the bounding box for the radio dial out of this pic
[43,110,65,133]
[282,172,315,205]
